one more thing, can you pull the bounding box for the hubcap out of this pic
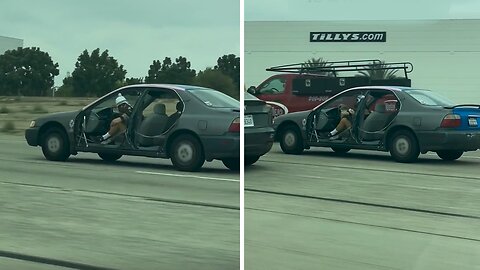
[395,137,410,155]
[177,142,194,163]
[48,136,61,153]
[284,132,296,147]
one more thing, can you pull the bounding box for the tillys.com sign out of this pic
[310,32,386,42]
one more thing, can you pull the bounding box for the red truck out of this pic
[247,60,413,116]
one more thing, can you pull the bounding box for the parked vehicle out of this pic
[244,92,275,166]
[273,86,480,162]
[247,60,413,116]
[25,84,240,171]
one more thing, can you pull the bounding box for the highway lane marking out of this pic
[136,170,239,182]
[297,174,480,193]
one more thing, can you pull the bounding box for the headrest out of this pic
[176,101,184,112]
[375,102,386,113]
[154,103,166,114]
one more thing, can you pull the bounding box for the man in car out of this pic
[98,93,133,144]
[328,95,369,140]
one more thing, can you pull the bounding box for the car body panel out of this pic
[244,92,275,158]
[25,84,240,170]
[274,86,480,160]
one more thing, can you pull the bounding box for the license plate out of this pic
[244,114,254,127]
[468,117,478,127]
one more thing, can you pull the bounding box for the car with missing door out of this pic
[244,92,275,166]
[274,86,480,162]
[25,84,240,171]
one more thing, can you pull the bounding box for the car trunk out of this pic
[452,106,480,130]
[245,99,272,128]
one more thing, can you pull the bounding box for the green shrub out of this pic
[31,104,48,113]
[0,106,10,114]
[1,121,15,132]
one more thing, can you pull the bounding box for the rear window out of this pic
[187,88,239,108]
[404,89,454,107]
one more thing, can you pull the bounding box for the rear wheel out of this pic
[41,128,70,161]
[331,147,351,154]
[389,130,419,163]
[170,134,205,171]
[436,150,463,161]
[245,155,260,166]
[279,126,304,154]
[222,158,240,171]
[98,153,122,162]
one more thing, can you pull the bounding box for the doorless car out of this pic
[244,92,275,166]
[247,60,412,116]
[25,84,240,171]
[274,86,480,162]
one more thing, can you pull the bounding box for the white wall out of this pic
[245,20,480,104]
[0,35,23,54]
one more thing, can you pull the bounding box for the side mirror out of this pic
[247,86,257,95]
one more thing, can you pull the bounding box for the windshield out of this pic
[404,89,455,107]
[187,88,239,108]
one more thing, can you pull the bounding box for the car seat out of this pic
[360,102,392,141]
[136,103,169,146]
[165,101,184,131]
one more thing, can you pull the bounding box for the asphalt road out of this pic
[245,144,480,270]
[0,134,239,270]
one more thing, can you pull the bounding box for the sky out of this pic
[0,0,239,86]
[245,0,480,21]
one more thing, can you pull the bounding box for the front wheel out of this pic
[436,150,463,161]
[98,153,122,162]
[389,130,419,163]
[279,126,304,154]
[222,158,240,171]
[41,128,70,161]
[245,155,260,166]
[170,134,205,172]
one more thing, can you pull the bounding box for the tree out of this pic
[195,68,238,100]
[357,61,398,79]
[0,47,59,96]
[214,54,240,90]
[70,48,126,97]
[145,56,196,84]
[56,74,74,97]
[303,57,335,76]
[125,77,144,85]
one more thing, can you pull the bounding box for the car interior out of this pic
[132,90,183,148]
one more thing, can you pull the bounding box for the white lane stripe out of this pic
[136,171,239,182]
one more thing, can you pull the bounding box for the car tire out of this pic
[98,153,122,162]
[436,150,463,161]
[280,126,304,155]
[331,147,351,154]
[389,130,419,163]
[222,158,240,171]
[41,128,70,161]
[170,134,205,172]
[245,155,260,166]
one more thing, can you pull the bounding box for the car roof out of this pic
[122,83,212,91]
[245,92,259,100]
[347,86,432,92]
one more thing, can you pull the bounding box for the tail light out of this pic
[440,114,461,128]
[228,117,240,132]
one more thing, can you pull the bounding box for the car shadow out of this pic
[30,156,238,175]
[272,149,480,166]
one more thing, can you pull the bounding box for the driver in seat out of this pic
[328,95,369,140]
[98,93,133,144]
